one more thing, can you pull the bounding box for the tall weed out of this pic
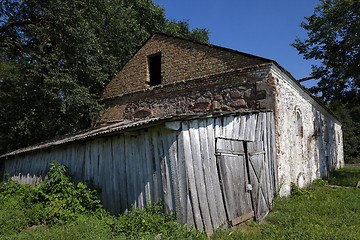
[0,162,206,239]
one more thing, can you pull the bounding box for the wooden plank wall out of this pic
[2,112,277,234]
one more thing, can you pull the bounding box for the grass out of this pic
[212,167,360,239]
[0,166,359,239]
[328,167,360,187]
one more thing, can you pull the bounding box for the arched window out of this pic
[296,108,303,137]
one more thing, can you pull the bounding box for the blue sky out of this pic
[153,0,321,89]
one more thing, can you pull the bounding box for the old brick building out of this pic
[0,33,343,233]
[99,33,274,124]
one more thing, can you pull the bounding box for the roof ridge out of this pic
[152,32,274,63]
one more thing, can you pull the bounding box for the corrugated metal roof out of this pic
[0,110,267,159]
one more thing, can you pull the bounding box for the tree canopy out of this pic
[293,0,360,163]
[292,0,359,102]
[0,0,210,154]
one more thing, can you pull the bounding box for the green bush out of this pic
[30,162,105,224]
[111,203,205,239]
[0,162,206,239]
[290,182,316,200]
[3,162,359,239]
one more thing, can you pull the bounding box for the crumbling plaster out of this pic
[271,65,344,196]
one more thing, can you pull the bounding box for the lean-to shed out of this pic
[0,33,344,233]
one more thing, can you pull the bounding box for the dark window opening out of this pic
[148,53,161,86]
[296,109,303,138]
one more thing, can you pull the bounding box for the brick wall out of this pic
[101,34,270,99]
[98,65,275,125]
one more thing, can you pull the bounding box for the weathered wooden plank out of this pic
[182,121,204,230]
[133,136,144,210]
[100,139,108,211]
[143,131,154,205]
[10,157,18,180]
[166,129,182,222]
[216,138,244,155]
[13,155,26,184]
[130,136,140,209]
[224,116,235,139]
[158,129,173,213]
[249,114,258,142]
[206,118,227,226]
[69,145,76,181]
[84,141,92,182]
[64,144,73,171]
[238,115,246,140]
[189,120,212,232]
[134,134,144,210]
[142,131,150,207]
[255,113,264,142]
[108,138,117,214]
[31,152,41,182]
[232,116,241,140]
[214,117,222,138]
[70,144,77,179]
[177,129,190,225]
[100,139,111,211]
[90,140,97,186]
[108,139,116,213]
[151,128,163,203]
[76,144,86,183]
[243,115,251,141]
[124,136,134,209]
[186,194,195,226]
[42,150,51,175]
[198,119,218,232]
[231,211,254,226]
[110,136,121,214]
[90,139,100,187]
[119,135,129,213]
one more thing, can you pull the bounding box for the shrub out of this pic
[290,182,316,200]
[30,162,105,224]
[0,162,206,239]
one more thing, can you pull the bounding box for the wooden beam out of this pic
[231,211,254,226]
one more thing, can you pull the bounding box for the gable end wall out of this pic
[102,34,269,99]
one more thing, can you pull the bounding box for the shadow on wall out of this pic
[312,106,339,179]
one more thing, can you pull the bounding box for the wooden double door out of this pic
[216,138,271,225]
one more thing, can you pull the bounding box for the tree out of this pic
[293,0,360,163]
[292,0,359,102]
[330,99,360,163]
[0,0,209,154]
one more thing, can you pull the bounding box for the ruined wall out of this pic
[271,65,344,196]
[101,34,269,99]
[99,66,275,125]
